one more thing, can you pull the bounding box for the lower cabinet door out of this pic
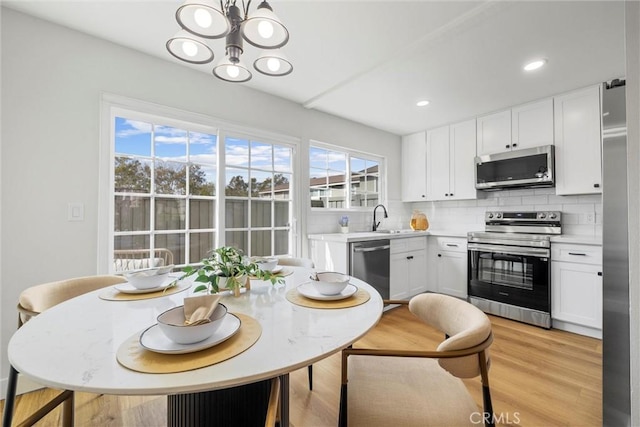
[437,251,468,299]
[408,250,428,295]
[390,252,410,300]
[551,261,602,329]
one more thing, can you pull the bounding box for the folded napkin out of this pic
[183,294,221,325]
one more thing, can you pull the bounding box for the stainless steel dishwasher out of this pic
[349,239,390,299]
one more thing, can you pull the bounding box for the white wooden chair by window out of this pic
[113,248,174,272]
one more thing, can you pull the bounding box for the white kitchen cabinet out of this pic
[511,98,554,149]
[476,109,511,156]
[426,119,477,201]
[554,85,602,195]
[428,237,467,299]
[551,243,603,338]
[401,131,427,202]
[390,237,428,300]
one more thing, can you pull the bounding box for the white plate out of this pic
[271,265,283,274]
[296,282,358,301]
[114,278,174,294]
[139,313,241,355]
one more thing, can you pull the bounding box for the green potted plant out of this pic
[182,246,284,297]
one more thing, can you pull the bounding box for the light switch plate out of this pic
[68,202,85,221]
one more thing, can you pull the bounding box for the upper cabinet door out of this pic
[476,109,512,156]
[554,85,602,195]
[449,119,477,200]
[401,131,427,202]
[512,98,554,149]
[426,125,451,201]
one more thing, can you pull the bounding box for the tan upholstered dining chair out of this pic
[339,293,495,427]
[2,275,126,427]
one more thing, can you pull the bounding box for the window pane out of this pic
[155,125,187,158]
[251,200,271,227]
[226,137,249,167]
[351,157,367,174]
[190,199,215,229]
[225,231,247,253]
[115,195,150,232]
[327,150,346,172]
[251,141,272,169]
[189,131,217,158]
[274,146,291,172]
[274,201,289,227]
[189,164,216,196]
[225,168,249,197]
[309,147,327,169]
[155,160,186,195]
[115,117,151,156]
[351,188,365,207]
[114,235,150,251]
[155,198,186,230]
[114,157,151,193]
[252,171,272,198]
[190,232,215,263]
[274,230,289,255]
[251,230,272,256]
[274,173,291,200]
[226,200,248,228]
[156,233,186,265]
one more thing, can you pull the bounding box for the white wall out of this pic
[0,8,401,386]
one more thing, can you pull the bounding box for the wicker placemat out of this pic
[99,281,191,301]
[116,313,261,374]
[285,287,370,309]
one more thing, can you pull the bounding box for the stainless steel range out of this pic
[467,211,561,328]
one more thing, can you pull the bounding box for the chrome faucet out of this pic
[372,204,388,231]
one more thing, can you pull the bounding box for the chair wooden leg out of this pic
[338,383,348,427]
[2,365,18,427]
[307,365,313,390]
[479,350,494,427]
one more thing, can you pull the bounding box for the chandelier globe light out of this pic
[166,0,292,83]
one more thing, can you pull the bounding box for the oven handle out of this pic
[467,243,550,258]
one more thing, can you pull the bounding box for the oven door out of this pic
[468,243,550,312]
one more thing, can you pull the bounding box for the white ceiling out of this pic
[2,0,627,136]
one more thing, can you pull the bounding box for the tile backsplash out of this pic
[412,187,602,236]
[305,188,602,237]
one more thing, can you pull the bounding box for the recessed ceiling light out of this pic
[524,59,547,71]
[416,100,430,107]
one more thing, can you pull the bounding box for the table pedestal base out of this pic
[168,374,289,426]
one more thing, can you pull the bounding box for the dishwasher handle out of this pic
[352,244,390,253]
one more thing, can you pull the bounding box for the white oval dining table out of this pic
[7,266,384,426]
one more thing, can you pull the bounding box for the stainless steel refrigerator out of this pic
[602,78,631,426]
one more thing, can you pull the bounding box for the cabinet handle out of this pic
[445,193,449,197]
[505,144,510,148]
[512,143,517,147]
[406,255,414,260]
[594,183,600,188]
[437,254,442,257]
[446,243,459,247]
[598,272,603,276]
[450,193,454,196]
[421,194,425,198]
[568,252,587,256]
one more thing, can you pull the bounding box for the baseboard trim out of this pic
[0,374,45,400]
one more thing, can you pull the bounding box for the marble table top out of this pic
[8,267,383,395]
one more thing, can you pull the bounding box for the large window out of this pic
[309,144,381,209]
[110,109,296,272]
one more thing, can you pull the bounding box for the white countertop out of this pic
[308,229,468,243]
[8,268,383,395]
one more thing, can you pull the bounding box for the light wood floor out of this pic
[1,306,602,426]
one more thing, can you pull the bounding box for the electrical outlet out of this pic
[586,213,595,224]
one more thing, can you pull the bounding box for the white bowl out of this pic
[313,272,350,295]
[157,304,227,345]
[253,257,278,272]
[124,266,173,290]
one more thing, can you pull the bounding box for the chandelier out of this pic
[166,0,293,83]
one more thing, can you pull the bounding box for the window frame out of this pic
[98,94,301,274]
[308,140,385,211]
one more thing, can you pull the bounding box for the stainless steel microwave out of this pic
[475,145,555,190]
